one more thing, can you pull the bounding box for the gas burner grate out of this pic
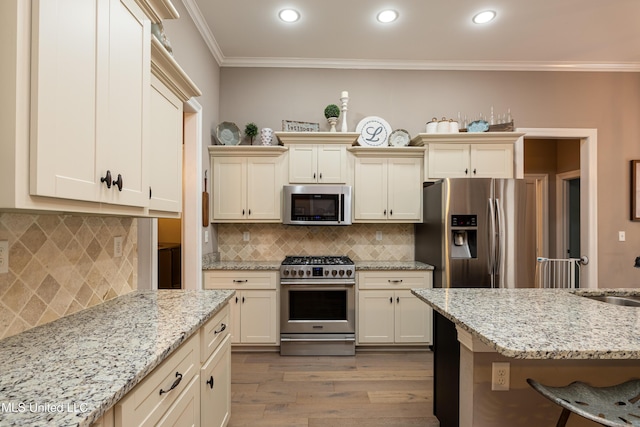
[282,256,354,266]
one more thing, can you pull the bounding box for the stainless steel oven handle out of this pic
[281,281,355,287]
[280,337,356,342]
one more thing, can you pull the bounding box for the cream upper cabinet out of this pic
[275,131,358,185]
[351,147,424,223]
[357,271,433,345]
[412,133,524,181]
[148,38,201,216]
[30,0,150,208]
[428,143,514,179]
[209,146,287,223]
[288,144,347,184]
[0,0,199,216]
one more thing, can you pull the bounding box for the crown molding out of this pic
[220,57,640,72]
[181,0,224,66]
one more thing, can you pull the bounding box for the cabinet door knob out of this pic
[319,173,322,179]
[313,173,316,179]
[149,186,152,199]
[112,174,123,191]
[206,375,214,389]
[242,296,245,303]
[465,168,468,175]
[242,209,245,215]
[389,297,393,303]
[397,296,400,303]
[390,210,393,216]
[248,209,251,215]
[100,170,112,189]
[383,209,387,215]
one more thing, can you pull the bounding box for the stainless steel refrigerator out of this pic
[416,178,534,427]
[415,177,534,289]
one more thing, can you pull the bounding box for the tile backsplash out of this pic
[0,214,137,339]
[218,223,414,261]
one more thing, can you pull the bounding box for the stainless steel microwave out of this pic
[283,185,352,225]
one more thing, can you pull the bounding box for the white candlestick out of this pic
[340,95,349,132]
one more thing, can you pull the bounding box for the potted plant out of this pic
[324,104,340,132]
[244,122,258,144]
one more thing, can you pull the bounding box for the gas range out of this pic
[280,256,355,282]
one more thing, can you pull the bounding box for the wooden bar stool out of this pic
[526,378,640,426]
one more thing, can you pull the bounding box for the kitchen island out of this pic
[0,289,234,426]
[412,288,640,427]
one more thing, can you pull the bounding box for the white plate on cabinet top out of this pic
[356,116,392,147]
[216,121,241,145]
[388,129,411,147]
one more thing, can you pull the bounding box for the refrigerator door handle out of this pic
[487,197,496,287]
[494,198,502,286]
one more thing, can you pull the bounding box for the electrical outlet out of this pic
[243,232,250,242]
[619,231,626,242]
[376,231,383,241]
[0,240,8,274]
[114,236,123,258]
[204,230,209,243]
[491,362,510,391]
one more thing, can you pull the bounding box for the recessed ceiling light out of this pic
[377,10,398,23]
[472,10,496,24]
[279,9,300,23]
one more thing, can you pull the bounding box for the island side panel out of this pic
[461,349,640,427]
[433,311,460,427]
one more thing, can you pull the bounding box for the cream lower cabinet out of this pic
[209,147,287,223]
[113,304,231,427]
[204,271,279,345]
[357,271,432,345]
[288,144,348,184]
[351,147,424,222]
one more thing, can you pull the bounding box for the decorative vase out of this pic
[327,117,338,132]
[260,128,273,145]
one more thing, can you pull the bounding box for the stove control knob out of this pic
[298,270,304,277]
[346,270,352,276]
[283,270,289,276]
[339,269,345,276]
[332,270,337,276]
[306,270,311,276]
[324,270,329,276]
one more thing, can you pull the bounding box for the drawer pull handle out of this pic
[214,323,226,334]
[388,279,403,283]
[233,279,248,283]
[207,375,214,389]
[159,372,182,395]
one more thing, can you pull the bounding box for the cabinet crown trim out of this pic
[151,38,202,101]
[274,132,359,145]
[349,146,425,158]
[411,132,525,146]
[135,0,179,22]
[208,145,288,157]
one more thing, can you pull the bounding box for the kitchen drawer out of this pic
[115,333,199,427]
[357,271,432,290]
[204,271,277,290]
[156,375,200,427]
[200,304,230,363]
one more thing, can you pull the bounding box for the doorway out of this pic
[518,128,597,288]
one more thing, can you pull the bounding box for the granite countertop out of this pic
[355,261,433,270]
[202,260,433,271]
[412,288,640,360]
[0,290,234,427]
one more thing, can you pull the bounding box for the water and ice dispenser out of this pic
[450,215,477,259]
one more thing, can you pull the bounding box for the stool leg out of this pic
[556,408,571,427]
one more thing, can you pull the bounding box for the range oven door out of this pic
[280,282,355,334]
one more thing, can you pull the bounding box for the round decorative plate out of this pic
[356,116,392,147]
[467,120,490,133]
[216,121,241,145]
[388,129,411,147]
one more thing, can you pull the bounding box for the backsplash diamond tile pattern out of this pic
[0,214,137,339]
[218,223,414,261]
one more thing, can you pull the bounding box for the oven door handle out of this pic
[280,337,356,342]
[281,284,355,290]
[281,281,355,287]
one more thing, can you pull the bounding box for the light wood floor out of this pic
[229,350,439,426]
